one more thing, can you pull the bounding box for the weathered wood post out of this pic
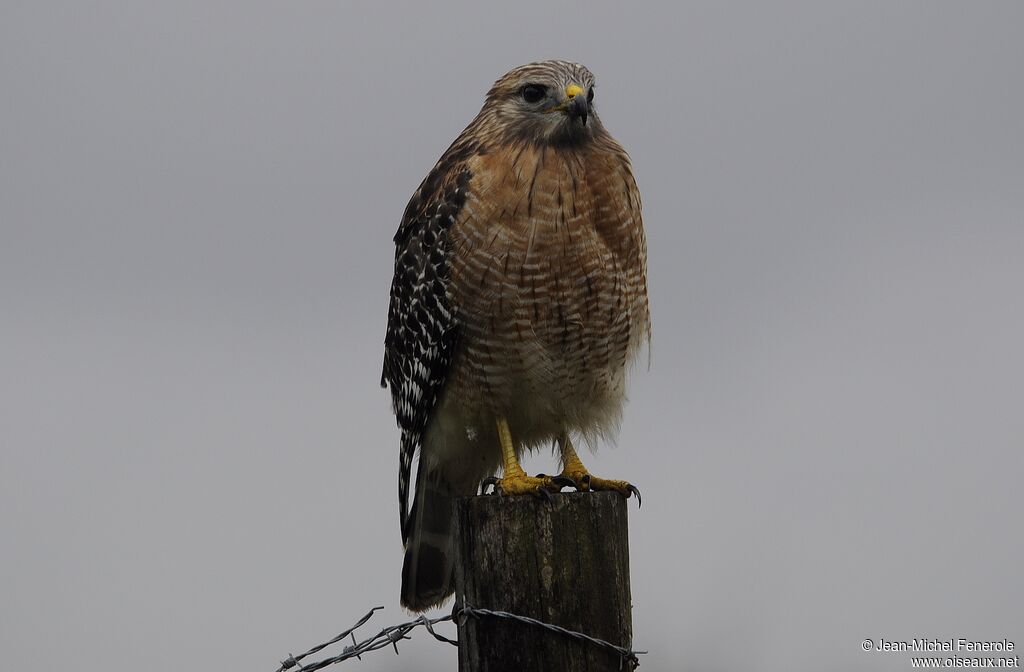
[453,491,633,672]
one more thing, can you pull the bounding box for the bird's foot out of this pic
[482,471,574,500]
[559,469,642,506]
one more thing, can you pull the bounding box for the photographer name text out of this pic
[873,639,1015,653]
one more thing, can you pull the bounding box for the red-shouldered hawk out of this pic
[382,60,650,611]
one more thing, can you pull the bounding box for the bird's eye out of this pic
[587,87,595,103]
[521,84,547,103]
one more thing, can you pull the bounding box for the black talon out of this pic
[481,476,499,494]
[536,486,553,503]
[551,476,577,489]
[627,484,642,507]
[579,474,592,491]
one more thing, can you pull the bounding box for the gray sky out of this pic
[2,2,1022,670]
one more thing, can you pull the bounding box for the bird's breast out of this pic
[445,143,649,427]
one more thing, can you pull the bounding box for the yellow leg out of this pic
[484,418,572,497]
[558,435,641,505]
[496,416,526,479]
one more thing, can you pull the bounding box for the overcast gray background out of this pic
[2,2,1022,670]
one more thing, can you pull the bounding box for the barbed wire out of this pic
[452,603,645,669]
[275,606,456,672]
[276,601,646,671]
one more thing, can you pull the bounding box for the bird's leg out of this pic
[483,417,572,498]
[557,434,641,505]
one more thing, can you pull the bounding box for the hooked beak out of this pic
[566,94,589,126]
[563,83,588,125]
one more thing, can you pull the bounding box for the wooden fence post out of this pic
[453,491,633,672]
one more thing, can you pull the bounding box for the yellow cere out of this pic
[565,84,584,99]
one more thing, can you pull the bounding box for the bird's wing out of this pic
[382,138,482,543]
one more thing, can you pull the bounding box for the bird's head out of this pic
[482,60,600,146]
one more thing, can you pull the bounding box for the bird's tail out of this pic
[401,460,478,611]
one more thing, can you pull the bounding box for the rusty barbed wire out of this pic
[276,601,646,671]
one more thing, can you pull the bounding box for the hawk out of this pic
[382,60,650,611]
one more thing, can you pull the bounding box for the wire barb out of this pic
[274,602,645,671]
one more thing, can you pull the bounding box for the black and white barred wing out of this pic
[382,162,469,544]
